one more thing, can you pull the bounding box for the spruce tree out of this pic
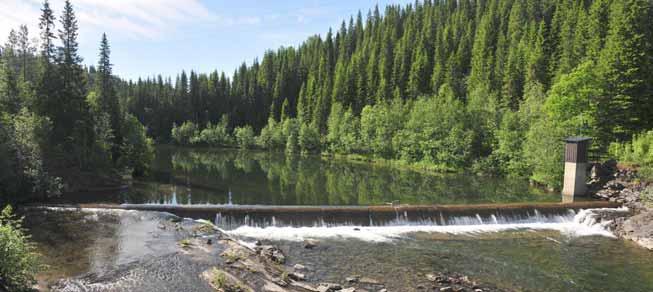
[96,33,121,159]
[57,0,92,166]
[598,0,653,140]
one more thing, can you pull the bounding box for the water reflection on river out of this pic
[123,146,558,206]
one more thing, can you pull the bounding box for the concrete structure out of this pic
[562,137,592,197]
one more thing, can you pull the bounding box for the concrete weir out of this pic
[35,201,622,228]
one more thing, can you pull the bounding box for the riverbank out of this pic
[26,207,506,292]
[588,161,653,250]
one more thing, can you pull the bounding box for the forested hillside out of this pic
[123,0,653,189]
[0,0,153,204]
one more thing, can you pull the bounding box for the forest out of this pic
[0,0,652,201]
[0,0,153,205]
[123,0,653,189]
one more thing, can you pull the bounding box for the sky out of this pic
[0,0,412,81]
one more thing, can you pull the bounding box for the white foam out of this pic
[226,208,624,242]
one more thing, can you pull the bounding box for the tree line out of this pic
[125,0,653,189]
[0,0,153,205]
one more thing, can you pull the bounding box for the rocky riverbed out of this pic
[589,161,653,250]
[26,207,504,292]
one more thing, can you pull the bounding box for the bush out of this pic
[523,117,566,189]
[256,118,285,149]
[234,125,255,149]
[327,103,361,154]
[0,205,41,291]
[609,131,653,166]
[197,115,232,146]
[298,123,320,153]
[171,121,198,145]
[393,94,472,170]
[0,110,61,204]
[360,99,407,157]
[609,131,653,179]
[119,114,155,176]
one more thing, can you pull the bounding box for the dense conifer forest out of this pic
[1,0,653,199]
[122,0,653,188]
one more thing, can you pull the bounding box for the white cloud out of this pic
[213,15,262,27]
[0,0,214,42]
[294,6,329,24]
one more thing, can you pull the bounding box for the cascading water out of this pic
[219,207,629,242]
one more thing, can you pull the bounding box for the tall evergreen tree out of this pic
[56,0,93,167]
[96,33,121,159]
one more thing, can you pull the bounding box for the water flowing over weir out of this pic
[218,206,629,242]
[71,201,622,242]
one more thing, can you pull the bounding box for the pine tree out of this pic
[57,0,92,158]
[598,0,653,140]
[0,58,20,113]
[35,0,58,118]
[96,33,121,159]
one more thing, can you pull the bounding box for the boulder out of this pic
[304,239,319,249]
[255,245,286,264]
[316,283,342,292]
[289,272,306,281]
[620,210,653,250]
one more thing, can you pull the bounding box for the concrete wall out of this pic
[562,162,587,196]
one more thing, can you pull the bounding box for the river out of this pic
[23,146,653,291]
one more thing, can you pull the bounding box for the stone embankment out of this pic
[588,161,653,250]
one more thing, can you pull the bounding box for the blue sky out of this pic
[1,0,412,81]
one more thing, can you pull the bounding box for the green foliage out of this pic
[0,2,158,203]
[90,111,114,167]
[298,123,320,153]
[523,116,566,190]
[118,114,155,176]
[234,125,255,149]
[0,110,61,203]
[394,93,473,171]
[610,131,653,166]
[327,102,360,154]
[197,115,233,146]
[523,62,603,188]
[282,119,299,154]
[483,110,529,176]
[360,99,406,157]
[0,205,41,291]
[609,131,653,180]
[171,121,199,145]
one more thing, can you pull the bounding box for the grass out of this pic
[210,268,227,289]
[209,268,248,292]
[179,238,192,249]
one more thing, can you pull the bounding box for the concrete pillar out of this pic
[562,137,591,197]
